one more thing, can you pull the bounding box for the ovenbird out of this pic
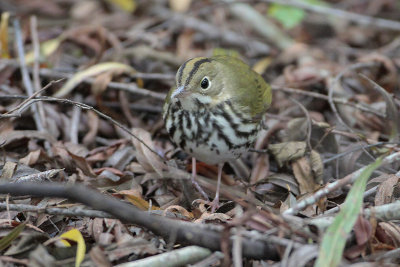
[163,55,272,211]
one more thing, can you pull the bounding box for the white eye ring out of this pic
[200,76,211,90]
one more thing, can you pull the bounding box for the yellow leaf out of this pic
[0,12,10,58]
[106,0,137,12]
[53,62,136,97]
[169,0,192,12]
[123,193,160,211]
[25,36,64,64]
[60,229,86,267]
[252,57,272,75]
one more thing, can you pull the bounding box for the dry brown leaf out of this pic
[163,205,194,219]
[310,150,324,185]
[195,212,231,223]
[0,162,17,180]
[250,154,270,184]
[67,150,96,177]
[377,222,400,247]
[345,215,372,259]
[280,192,297,214]
[375,174,399,206]
[131,128,165,177]
[0,130,57,147]
[89,246,112,267]
[53,62,135,97]
[269,141,306,167]
[292,157,319,195]
[82,111,99,146]
[19,150,52,166]
[121,192,160,211]
[176,30,194,59]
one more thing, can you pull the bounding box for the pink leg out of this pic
[191,157,209,201]
[211,163,224,213]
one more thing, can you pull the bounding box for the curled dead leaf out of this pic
[163,205,193,219]
[375,174,399,206]
[131,128,166,177]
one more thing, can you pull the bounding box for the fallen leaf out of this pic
[60,229,86,267]
[292,157,319,195]
[169,0,192,12]
[0,162,17,180]
[375,174,399,206]
[163,205,194,219]
[0,222,26,251]
[269,142,306,167]
[131,128,165,177]
[53,62,136,97]
[0,12,10,59]
[106,0,137,12]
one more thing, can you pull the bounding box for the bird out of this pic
[163,55,272,212]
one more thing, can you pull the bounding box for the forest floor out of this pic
[0,0,399,266]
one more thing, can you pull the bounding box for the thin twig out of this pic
[284,151,400,215]
[323,142,400,164]
[152,6,271,56]
[328,62,378,132]
[13,20,44,133]
[289,97,312,151]
[271,85,384,118]
[0,58,387,116]
[359,74,400,142]
[0,202,113,218]
[29,16,48,128]
[13,169,63,183]
[1,95,165,161]
[38,68,167,100]
[328,62,379,166]
[323,185,379,215]
[3,80,61,115]
[70,94,82,144]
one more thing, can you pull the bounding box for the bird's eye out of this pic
[200,77,210,89]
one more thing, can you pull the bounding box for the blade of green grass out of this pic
[315,157,382,267]
[0,222,26,251]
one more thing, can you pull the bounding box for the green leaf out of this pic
[0,222,26,251]
[315,157,383,267]
[268,0,327,29]
[105,0,137,12]
[268,4,305,29]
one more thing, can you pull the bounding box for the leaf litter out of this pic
[0,0,400,266]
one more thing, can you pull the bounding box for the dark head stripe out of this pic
[183,58,212,87]
[177,59,190,86]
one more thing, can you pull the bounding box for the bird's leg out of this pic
[191,157,210,201]
[210,162,224,213]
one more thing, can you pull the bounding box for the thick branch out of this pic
[0,182,279,260]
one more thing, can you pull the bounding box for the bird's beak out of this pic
[171,86,190,99]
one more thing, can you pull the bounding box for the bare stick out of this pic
[13,20,44,133]
[271,85,384,118]
[0,202,113,218]
[0,182,280,260]
[283,151,400,215]
[1,95,165,161]
[289,97,312,150]
[323,142,400,164]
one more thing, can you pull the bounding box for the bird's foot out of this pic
[191,175,210,201]
[210,197,220,213]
